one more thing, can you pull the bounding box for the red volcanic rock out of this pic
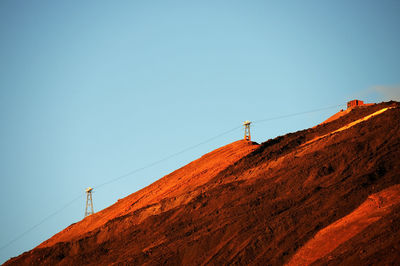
[5,101,400,266]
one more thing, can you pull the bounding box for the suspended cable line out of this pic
[0,125,242,253]
[1,102,344,253]
[0,194,83,251]
[253,104,345,124]
[95,125,242,189]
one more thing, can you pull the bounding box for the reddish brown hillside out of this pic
[40,139,259,248]
[5,101,400,265]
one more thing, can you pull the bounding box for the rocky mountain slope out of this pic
[5,101,400,265]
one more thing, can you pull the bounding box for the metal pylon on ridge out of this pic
[84,187,94,217]
[243,120,251,141]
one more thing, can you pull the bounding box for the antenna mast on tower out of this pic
[243,120,251,141]
[84,187,94,217]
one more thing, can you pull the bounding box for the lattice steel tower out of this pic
[85,187,94,217]
[243,120,251,141]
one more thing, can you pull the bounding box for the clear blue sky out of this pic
[1,0,399,263]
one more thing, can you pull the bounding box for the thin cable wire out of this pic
[253,104,345,124]
[0,194,83,251]
[0,102,345,252]
[0,126,241,253]
[95,104,345,188]
[95,125,242,189]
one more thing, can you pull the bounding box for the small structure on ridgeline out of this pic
[243,120,251,141]
[347,99,364,109]
[347,99,374,109]
[84,187,94,217]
